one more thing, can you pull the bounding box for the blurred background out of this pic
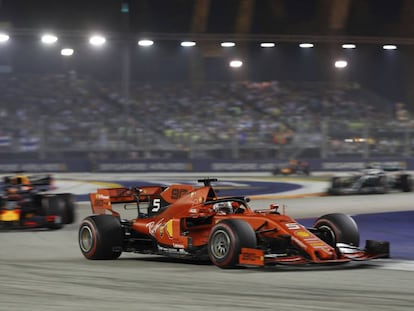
[0,0,413,172]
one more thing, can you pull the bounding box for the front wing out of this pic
[238,240,390,266]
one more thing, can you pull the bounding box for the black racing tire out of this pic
[59,193,76,224]
[400,174,413,192]
[78,215,123,260]
[331,177,341,188]
[208,219,257,269]
[377,176,389,194]
[313,213,360,247]
[327,177,341,195]
[46,195,64,230]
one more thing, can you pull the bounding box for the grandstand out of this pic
[0,73,411,162]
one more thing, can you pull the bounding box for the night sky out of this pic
[0,0,124,31]
[0,0,201,34]
[0,0,405,36]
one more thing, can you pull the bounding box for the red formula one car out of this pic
[79,178,389,268]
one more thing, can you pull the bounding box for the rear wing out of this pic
[3,174,54,192]
[89,186,165,216]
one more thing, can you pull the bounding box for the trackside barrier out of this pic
[0,158,412,173]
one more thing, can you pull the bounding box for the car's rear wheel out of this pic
[208,219,257,268]
[59,193,76,224]
[313,213,360,247]
[46,195,64,230]
[401,175,413,192]
[79,215,123,260]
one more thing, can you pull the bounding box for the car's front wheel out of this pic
[208,219,257,268]
[79,215,123,260]
[313,213,360,247]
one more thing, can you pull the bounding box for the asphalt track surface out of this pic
[0,173,413,311]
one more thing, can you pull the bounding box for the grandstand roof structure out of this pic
[0,0,412,42]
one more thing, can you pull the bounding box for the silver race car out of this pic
[327,166,412,195]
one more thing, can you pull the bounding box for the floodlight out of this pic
[61,48,74,56]
[383,45,397,50]
[299,43,314,48]
[0,33,10,43]
[180,41,196,47]
[229,60,243,68]
[221,42,236,47]
[138,39,154,47]
[41,34,58,44]
[342,44,356,49]
[260,42,275,48]
[89,35,106,46]
[334,60,348,69]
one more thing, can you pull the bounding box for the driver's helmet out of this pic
[213,202,233,214]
